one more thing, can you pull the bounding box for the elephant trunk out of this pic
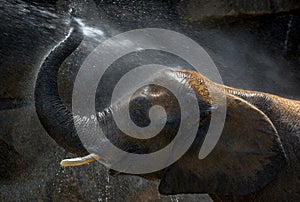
[34,20,88,156]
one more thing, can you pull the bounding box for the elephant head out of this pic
[35,22,300,199]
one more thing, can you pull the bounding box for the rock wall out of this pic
[176,0,300,22]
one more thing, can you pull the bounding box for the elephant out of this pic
[34,20,300,201]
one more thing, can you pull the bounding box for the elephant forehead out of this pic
[175,70,216,104]
[132,85,177,103]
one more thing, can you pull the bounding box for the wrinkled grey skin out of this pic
[34,20,300,201]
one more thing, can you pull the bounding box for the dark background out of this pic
[0,0,299,201]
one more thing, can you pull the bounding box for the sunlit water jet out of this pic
[284,15,294,52]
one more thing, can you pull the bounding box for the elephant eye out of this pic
[134,108,144,116]
[129,96,151,127]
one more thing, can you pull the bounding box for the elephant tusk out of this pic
[60,153,100,167]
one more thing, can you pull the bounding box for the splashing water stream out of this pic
[284,15,294,52]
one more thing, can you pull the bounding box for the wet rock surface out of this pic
[0,0,299,201]
[176,0,300,22]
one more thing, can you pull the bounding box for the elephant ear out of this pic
[159,94,287,196]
